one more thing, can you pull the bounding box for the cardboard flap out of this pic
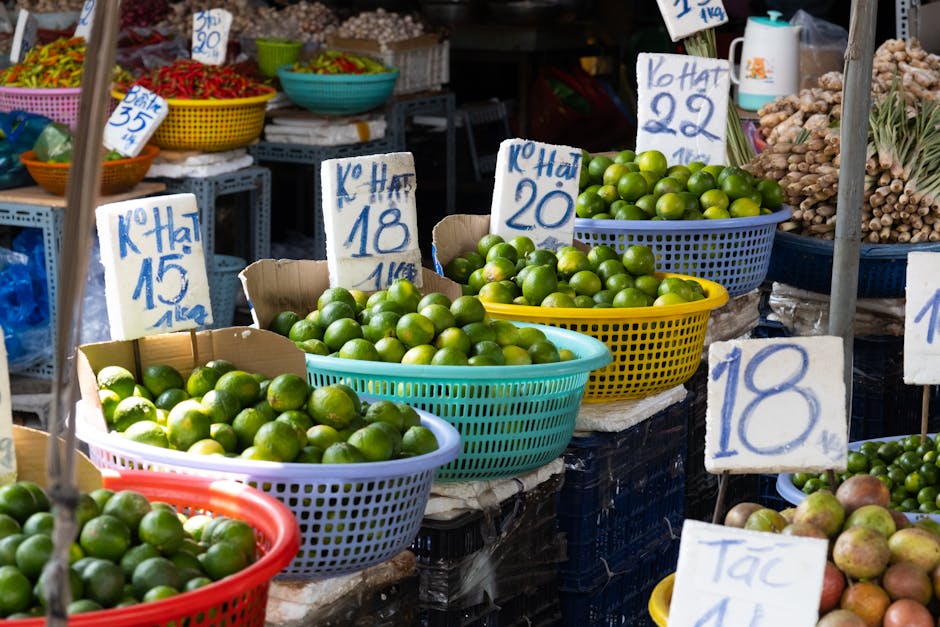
[13,425,102,492]
[432,214,490,269]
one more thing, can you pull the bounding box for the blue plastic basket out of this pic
[767,229,940,298]
[305,322,612,481]
[574,207,791,297]
[277,65,399,115]
[74,400,461,580]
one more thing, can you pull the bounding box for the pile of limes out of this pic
[96,360,439,464]
[268,279,574,366]
[444,234,705,309]
[576,149,784,221]
[0,480,255,617]
[794,435,940,514]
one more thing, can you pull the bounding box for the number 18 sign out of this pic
[705,336,847,474]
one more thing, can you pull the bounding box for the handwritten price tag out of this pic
[669,520,827,627]
[904,252,940,384]
[489,138,582,251]
[104,86,168,158]
[636,53,730,166]
[705,336,847,474]
[74,0,96,40]
[191,9,232,66]
[657,0,729,42]
[0,333,14,483]
[321,152,422,290]
[10,10,38,64]
[96,193,212,340]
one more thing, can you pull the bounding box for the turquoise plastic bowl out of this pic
[304,322,612,481]
[276,64,399,115]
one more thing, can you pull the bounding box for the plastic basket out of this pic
[2,468,299,626]
[648,573,675,627]
[767,229,940,298]
[277,65,399,115]
[75,402,461,579]
[18,145,159,196]
[327,34,450,95]
[0,86,82,129]
[207,254,246,329]
[304,323,611,481]
[574,207,791,297]
[112,88,276,152]
[255,38,303,77]
[482,275,728,402]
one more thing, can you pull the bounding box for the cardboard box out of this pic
[238,259,463,330]
[13,425,101,492]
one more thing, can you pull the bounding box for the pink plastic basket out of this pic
[0,86,82,129]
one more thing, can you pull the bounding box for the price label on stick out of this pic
[104,85,168,158]
[904,251,940,384]
[192,9,232,66]
[489,138,582,251]
[0,333,15,484]
[657,0,729,42]
[321,152,422,291]
[636,53,730,166]
[9,10,37,64]
[705,336,848,474]
[669,520,827,627]
[96,193,212,340]
[74,0,96,40]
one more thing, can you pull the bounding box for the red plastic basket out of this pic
[5,469,300,626]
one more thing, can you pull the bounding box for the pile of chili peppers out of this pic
[122,60,270,99]
[0,37,86,88]
[292,50,389,75]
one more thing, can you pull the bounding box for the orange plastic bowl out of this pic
[19,144,159,196]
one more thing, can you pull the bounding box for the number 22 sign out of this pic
[705,336,848,474]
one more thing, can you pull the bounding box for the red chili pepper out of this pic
[125,60,266,100]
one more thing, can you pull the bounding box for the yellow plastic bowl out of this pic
[648,572,675,626]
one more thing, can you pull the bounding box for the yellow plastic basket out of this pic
[112,87,275,152]
[648,573,674,626]
[483,274,729,402]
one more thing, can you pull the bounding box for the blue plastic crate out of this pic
[767,229,940,298]
[557,397,687,591]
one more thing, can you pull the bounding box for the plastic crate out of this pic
[574,207,790,298]
[327,34,450,95]
[767,229,940,298]
[557,396,688,591]
[207,254,246,329]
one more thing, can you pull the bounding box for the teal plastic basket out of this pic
[305,322,611,481]
[276,65,399,115]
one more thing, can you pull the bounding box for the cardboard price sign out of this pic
[669,520,827,627]
[0,333,14,484]
[321,152,423,290]
[74,0,96,40]
[636,53,730,166]
[104,85,168,157]
[489,138,582,251]
[96,193,212,339]
[705,336,847,474]
[191,9,232,65]
[905,251,940,384]
[10,10,37,64]
[657,0,729,42]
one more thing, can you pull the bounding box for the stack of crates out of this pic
[411,459,566,626]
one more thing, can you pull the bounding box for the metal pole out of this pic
[828,0,878,425]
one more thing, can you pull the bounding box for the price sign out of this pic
[657,0,729,42]
[905,252,940,384]
[191,9,232,66]
[104,85,168,158]
[96,193,212,340]
[74,0,96,40]
[9,10,37,64]
[0,333,14,484]
[636,53,730,166]
[321,152,422,290]
[669,520,827,627]
[705,336,847,474]
[489,138,582,251]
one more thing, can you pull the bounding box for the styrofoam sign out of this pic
[104,85,168,158]
[9,10,37,64]
[74,0,96,40]
[321,152,422,291]
[191,8,232,65]
[0,332,15,485]
[657,0,728,42]
[490,138,582,251]
[905,251,940,384]
[669,520,827,627]
[96,193,212,339]
[636,53,730,166]
[706,336,847,474]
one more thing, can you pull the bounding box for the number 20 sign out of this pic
[705,336,848,474]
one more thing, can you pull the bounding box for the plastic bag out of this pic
[32,122,72,163]
[791,9,848,89]
[0,111,52,189]
[0,239,51,372]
